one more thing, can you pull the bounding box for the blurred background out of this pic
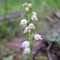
[0,0,60,60]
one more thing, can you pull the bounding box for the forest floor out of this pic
[7,36,60,60]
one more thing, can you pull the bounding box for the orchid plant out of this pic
[20,0,42,60]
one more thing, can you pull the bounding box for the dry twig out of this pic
[47,43,52,60]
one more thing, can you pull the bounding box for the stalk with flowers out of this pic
[20,0,42,60]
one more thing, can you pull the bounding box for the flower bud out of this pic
[32,12,37,15]
[28,3,32,8]
[22,3,28,7]
[25,7,29,12]
[29,0,31,2]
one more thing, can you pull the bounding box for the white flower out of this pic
[25,7,29,12]
[32,12,37,15]
[28,3,32,8]
[23,27,31,33]
[29,23,35,29]
[22,3,28,7]
[22,41,30,48]
[34,34,42,40]
[23,48,30,54]
[20,19,27,26]
[31,15,38,21]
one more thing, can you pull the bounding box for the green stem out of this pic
[26,0,33,60]
[29,33,33,60]
[30,49,32,60]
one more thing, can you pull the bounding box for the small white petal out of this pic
[31,15,38,21]
[22,41,30,48]
[29,23,35,29]
[23,27,31,33]
[32,12,37,15]
[34,34,42,40]
[20,19,27,26]
[23,48,30,54]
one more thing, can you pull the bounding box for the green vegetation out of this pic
[0,0,60,60]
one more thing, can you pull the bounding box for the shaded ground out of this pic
[6,37,60,60]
